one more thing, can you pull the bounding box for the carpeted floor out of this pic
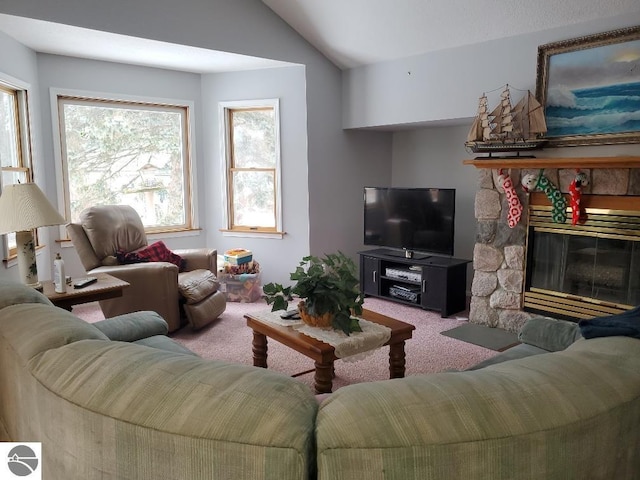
[73,298,500,392]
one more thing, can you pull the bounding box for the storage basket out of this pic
[298,301,334,328]
[219,272,262,303]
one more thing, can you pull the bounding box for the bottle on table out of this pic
[53,253,67,294]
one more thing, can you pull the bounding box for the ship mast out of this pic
[489,85,513,141]
[527,92,547,138]
[466,93,490,142]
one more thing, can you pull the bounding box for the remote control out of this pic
[280,309,300,319]
[73,277,98,289]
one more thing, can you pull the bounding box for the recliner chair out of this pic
[66,205,226,332]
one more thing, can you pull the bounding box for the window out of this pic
[56,95,194,232]
[0,83,33,258]
[220,99,282,235]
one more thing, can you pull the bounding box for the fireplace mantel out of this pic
[463,156,640,169]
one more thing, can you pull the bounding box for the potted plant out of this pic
[263,252,364,335]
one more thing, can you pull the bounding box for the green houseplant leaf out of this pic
[263,252,364,335]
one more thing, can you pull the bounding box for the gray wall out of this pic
[343,12,640,129]
[0,0,393,285]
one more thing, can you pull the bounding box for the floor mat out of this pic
[441,323,520,351]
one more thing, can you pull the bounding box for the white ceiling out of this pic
[0,1,639,73]
[262,0,640,69]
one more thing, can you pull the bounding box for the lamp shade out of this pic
[0,183,66,234]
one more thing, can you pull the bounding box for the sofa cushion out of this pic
[0,280,53,310]
[518,316,582,351]
[466,343,548,370]
[92,311,169,341]
[134,335,198,356]
[178,269,219,304]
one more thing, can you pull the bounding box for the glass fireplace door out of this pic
[528,231,640,306]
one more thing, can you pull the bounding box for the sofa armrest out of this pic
[0,280,53,309]
[92,262,178,282]
[93,311,169,341]
[175,248,217,272]
[518,316,582,352]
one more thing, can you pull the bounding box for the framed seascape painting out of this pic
[536,25,640,147]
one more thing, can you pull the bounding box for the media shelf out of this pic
[359,248,470,317]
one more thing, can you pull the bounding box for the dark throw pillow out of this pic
[578,306,640,340]
[117,241,186,271]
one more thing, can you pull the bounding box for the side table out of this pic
[42,273,129,311]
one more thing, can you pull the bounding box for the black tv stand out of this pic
[359,248,470,317]
[382,249,431,261]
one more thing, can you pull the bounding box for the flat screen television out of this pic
[364,187,455,258]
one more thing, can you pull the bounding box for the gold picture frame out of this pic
[536,25,640,147]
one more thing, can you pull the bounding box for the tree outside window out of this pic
[57,96,193,232]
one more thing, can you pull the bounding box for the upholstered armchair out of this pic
[67,205,226,332]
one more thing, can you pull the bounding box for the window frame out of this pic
[0,77,34,260]
[219,98,283,238]
[52,89,198,237]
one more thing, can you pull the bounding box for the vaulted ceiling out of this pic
[261,0,640,69]
[0,1,638,73]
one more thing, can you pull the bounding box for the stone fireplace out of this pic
[467,156,640,333]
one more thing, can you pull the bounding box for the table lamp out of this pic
[0,183,66,291]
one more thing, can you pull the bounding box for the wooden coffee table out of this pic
[245,308,415,394]
[43,272,129,311]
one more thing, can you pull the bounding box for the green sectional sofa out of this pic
[0,280,317,479]
[316,323,640,479]
[1,280,639,479]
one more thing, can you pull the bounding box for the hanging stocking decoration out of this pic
[497,169,523,228]
[569,170,589,225]
[522,170,568,224]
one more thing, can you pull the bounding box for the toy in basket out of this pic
[219,256,261,302]
[224,248,253,265]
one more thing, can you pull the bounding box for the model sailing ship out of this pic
[465,85,548,156]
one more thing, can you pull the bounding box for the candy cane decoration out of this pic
[522,170,567,224]
[497,169,523,228]
[569,170,589,225]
